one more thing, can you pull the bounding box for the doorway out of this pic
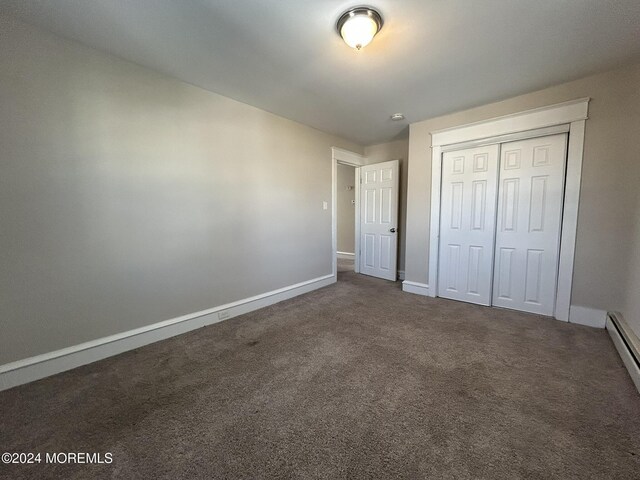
[331,147,365,281]
[331,148,401,283]
[336,163,356,273]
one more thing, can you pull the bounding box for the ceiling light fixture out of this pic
[390,113,405,121]
[337,7,383,50]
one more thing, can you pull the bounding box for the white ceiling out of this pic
[2,0,640,145]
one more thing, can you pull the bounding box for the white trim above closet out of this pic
[422,98,589,322]
[430,98,589,146]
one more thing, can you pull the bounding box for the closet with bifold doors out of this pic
[437,133,568,316]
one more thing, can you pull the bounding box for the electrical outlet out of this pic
[218,310,230,320]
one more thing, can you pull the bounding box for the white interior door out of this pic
[438,145,499,305]
[359,160,399,281]
[492,134,568,315]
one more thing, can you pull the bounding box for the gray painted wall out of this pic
[404,62,640,337]
[0,18,362,365]
[364,139,409,273]
[336,164,355,254]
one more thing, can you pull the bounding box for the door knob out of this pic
[389,228,396,233]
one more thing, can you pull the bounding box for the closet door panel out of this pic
[438,145,499,305]
[492,134,567,315]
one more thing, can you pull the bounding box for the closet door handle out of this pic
[389,228,396,233]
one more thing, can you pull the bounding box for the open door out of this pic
[359,160,399,281]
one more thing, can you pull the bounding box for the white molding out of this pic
[554,119,585,321]
[354,167,361,274]
[0,274,335,392]
[431,98,590,146]
[332,147,365,278]
[332,151,338,281]
[428,98,590,320]
[402,281,430,296]
[440,124,570,153]
[569,305,606,328]
[332,147,366,167]
[398,270,405,281]
[428,144,442,298]
[337,251,355,259]
[606,315,640,393]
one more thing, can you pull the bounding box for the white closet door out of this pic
[438,145,499,305]
[492,134,567,315]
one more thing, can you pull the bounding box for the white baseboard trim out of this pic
[397,270,405,281]
[0,274,335,392]
[568,305,606,328]
[337,251,355,259]
[606,313,640,393]
[402,280,430,296]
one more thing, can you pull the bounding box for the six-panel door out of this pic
[359,160,399,281]
[492,134,567,315]
[438,145,499,305]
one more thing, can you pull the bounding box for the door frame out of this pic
[426,98,590,321]
[331,147,366,281]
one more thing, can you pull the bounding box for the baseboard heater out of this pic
[606,312,640,393]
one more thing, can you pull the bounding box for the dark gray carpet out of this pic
[1,269,639,479]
